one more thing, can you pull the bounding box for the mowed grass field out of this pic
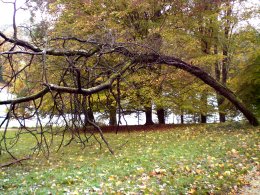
[0,124,259,194]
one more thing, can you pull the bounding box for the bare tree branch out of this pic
[0,156,31,168]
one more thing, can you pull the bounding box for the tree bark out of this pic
[156,108,165,124]
[198,4,213,124]
[219,112,226,123]
[144,106,154,125]
[200,92,208,123]
[218,1,232,122]
[180,114,184,124]
[217,95,226,122]
[214,44,226,122]
[201,114,207,123]
[82,96,95,126]
[86,109,94,123]
[109,106,117,126]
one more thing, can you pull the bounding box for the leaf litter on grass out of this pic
[0,124,259,194]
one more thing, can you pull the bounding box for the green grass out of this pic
[0,124,259,194]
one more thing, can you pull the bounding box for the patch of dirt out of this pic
[239,166,260,195]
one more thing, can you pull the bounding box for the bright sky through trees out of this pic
[0,0,259,29]
[0,0,30,29]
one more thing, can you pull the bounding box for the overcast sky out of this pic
[0,0,30,28]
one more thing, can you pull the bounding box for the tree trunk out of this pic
[218,1,232,123]
[88,109,95,121]
[200,92,207,123]
[109,107,117,126]
[200,37,210,124]
[144,106,154,125]
[214,44,226,123]
[180,114,184,124]
[222,0,231,87]
[219,112,226,123]
[201,114,207,123]
[217,95,226,122]
[156,108,165,124]
[82,96,95,126]
[83,108,95,126]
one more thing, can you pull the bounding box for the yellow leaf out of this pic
[185,166,191,172]
[231,149,238,154]
[108,175,115,181]
[195,169,203,174]
[224,171,231,176]
[154,168,166,174]
[218,163,225,168]
[188,188,196,194]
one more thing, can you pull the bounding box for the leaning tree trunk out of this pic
[116,47,259,126]
[156,56,259,126]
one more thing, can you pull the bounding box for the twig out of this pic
[0,156,31,168]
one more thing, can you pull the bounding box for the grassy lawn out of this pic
[0,124,259,194]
